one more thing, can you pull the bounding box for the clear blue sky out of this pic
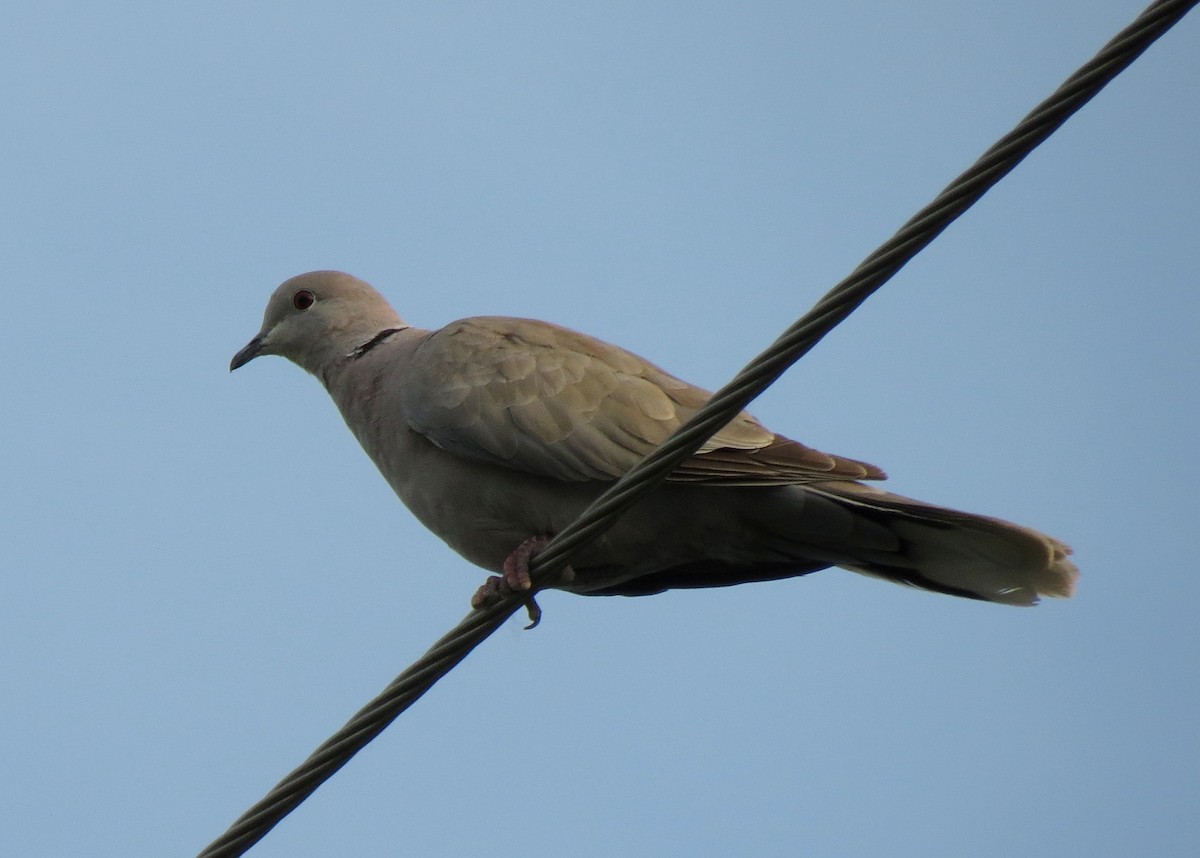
[3,3,1198,856]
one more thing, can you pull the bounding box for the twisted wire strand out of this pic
[198,2,1196,855]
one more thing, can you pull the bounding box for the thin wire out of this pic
[197,2,1197,855]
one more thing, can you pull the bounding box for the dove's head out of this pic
[231,271,407,376]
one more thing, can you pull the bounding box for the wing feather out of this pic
[401,316,883,484]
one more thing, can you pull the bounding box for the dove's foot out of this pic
[504,533,549,592]
[470,535,575,629]
[470,574,544,629]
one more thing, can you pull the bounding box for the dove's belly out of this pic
[351,415,585,566]
[350,414,798,587]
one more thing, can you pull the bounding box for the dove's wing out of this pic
[399,316,884,485]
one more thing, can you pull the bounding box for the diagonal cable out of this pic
[197,2,1197,855]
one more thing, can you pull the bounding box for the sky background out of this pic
[3,3,1198,856]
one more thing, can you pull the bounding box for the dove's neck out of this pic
[317,324,426,394]
[346,326,408,361]
[296,316,407,381]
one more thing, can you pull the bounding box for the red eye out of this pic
[292,289,315,310]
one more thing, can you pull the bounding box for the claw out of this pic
[502,535,550,593]
[469,575,543,627]
[523,596,542,630]
[470,575,507,610]
[470,535,572,629]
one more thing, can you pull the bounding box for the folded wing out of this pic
[401,316,884,485]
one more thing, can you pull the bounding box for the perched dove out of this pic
[232,271,1077,611]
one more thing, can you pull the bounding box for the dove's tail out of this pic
[580,477,1080,604]
[791,480,1078,606]
[577,479,1077,604]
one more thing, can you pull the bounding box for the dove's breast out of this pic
[321,343,594,570]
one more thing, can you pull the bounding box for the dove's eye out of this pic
[292,290,316,310]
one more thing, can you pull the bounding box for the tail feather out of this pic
[569,479,1077,604]
[805,481,1078,606]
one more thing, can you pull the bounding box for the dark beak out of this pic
[230,334,265,371]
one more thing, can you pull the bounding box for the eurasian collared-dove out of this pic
[232,271,1077,609]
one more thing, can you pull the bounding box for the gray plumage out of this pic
[232,270,1078,606]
